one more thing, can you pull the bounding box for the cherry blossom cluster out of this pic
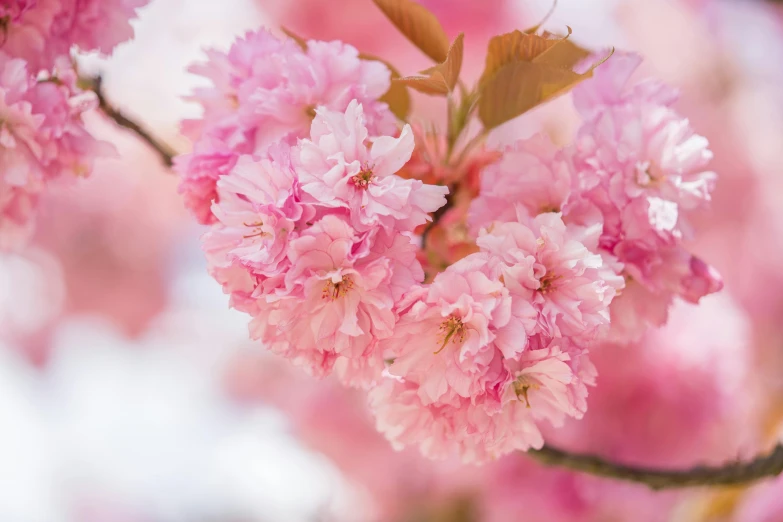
[181,29,723,463]
[470,53,723,342]
[0,0,148,250]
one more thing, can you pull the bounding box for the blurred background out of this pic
[3,0,783,520]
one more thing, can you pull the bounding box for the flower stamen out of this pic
[322,276,353,300]
[352,163,374,189]
[435,315,466,354]
[538,272,561,294]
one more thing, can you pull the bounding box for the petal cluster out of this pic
[371,212,617,462]
[202,100,447,387]
[185,34,725,464]
[571,52,723,340]
[0,55,113,250]
[0,0,149,73]
[0,0,142,250]
[468,51,723,344]
[177,30,398,224]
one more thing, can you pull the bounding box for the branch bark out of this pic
[81,76,178,167]
[527,443,783,490]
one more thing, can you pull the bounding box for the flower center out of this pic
[637,161,667,188]
[513,377,540,408]
[538,271,560,294]
[322,276,353,301]
[352,164,374,190]
[435,315,466,354]
[304,105,317,119]
[242,220,270,239]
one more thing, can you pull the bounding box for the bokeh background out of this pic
[3,0,783,520]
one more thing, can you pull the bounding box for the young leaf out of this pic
[478,49,613,129]
[396,33,464,96]
[373,0,450,62]
[479,30,566,89]
[532,35,592,69]
[360,53,412,120]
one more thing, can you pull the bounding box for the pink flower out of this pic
[383,254,514,405]
[372,335,594,463]
[184,29,396,150]
[180,31,403,223]
[297,100,449,233]
[0,54,112,250]
[30,62,117,178]
[372,252,597,463]
[1,0,149,72]
[174,133,238,225]
[607,247,723,341]
[202,145,313,300]
[477,213,622,342]
[572,51,678,121]
[250,215,398,386]
[576,103,715,230]
[469,134,575,231]
[571,56,723,339]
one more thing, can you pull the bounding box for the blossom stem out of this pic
[80,75,178,167]
[527,443,783,490]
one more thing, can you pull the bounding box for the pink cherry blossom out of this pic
[184,29,396,149]
[382,254,514,406]
[372,334,594,463]
[250,215,398,386]
[173,133,238,225]
[372,252,598,463]
[179,29,402,223]
[469,134,575,231]
[0,0,149,73]
[570,57,723,340]
[0,54,112,250]
[477,213,622,342]
[201,145,313,310]
[576,103,715,230]
[572,51,678,121]
[297,100,449,233]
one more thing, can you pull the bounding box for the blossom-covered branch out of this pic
[80,76,178,167]
[528,444,783,490]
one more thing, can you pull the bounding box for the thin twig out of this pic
[81,76,178,167]
[527,443,783,490]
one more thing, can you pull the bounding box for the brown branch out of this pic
[527,443,783,490]
[80,75,178,167]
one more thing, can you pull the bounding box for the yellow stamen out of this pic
[322,276,353,300]
[434,316,466,354]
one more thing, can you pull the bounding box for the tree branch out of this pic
[80,76,178,167]
[527,443,783,490]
